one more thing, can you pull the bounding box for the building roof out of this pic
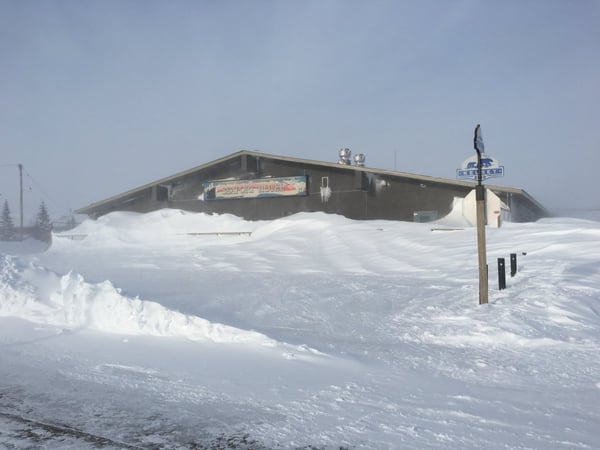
[76,150,543,215]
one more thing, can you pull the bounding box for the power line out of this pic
[3,163,75,218]
[23,167,63,211]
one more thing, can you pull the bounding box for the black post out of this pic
[510,253,517,277]
[498,258,506,290]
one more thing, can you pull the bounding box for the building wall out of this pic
[140,154,469,221]
[82,153,545,222]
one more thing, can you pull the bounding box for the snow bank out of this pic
[3,209,600,448]
[53,209,259,246]
[0,254,274,345]
[432,196,472,228]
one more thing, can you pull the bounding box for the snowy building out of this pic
[76,150,548,222]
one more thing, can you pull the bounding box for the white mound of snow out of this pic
[0,254,274,345]
[2,209,600,449]
[54,209,259,246]
[432,196,472,228]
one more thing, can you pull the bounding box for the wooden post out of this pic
[473,125,488,305]
[476,184,488,304]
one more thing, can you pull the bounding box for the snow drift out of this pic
[1,209,599,449]
[0,254,275,345]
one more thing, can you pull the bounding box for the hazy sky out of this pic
[1,0,599,222]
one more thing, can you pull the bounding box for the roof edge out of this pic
[76,151,247,214]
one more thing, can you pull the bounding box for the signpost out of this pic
[456,154,504,181]
[473,125,488,305]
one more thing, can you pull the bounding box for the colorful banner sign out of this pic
[203,176,308,200]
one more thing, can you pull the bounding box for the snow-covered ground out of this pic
[1,209,599,449]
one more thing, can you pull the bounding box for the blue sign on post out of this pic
[456,154,504,181]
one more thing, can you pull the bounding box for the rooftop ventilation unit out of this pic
[338,148,352,165]
[354,153,366,167]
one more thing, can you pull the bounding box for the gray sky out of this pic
[1,0,599,222]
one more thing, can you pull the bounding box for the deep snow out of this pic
[1,208,599,449]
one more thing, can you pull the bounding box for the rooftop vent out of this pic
[338,148,352,165]
[354,153,366,167]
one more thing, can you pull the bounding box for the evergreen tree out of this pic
[34,201,52,242]
[0,200,16,241]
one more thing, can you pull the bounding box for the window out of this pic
[413,210,438,223]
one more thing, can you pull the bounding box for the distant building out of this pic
[76,150,548,223]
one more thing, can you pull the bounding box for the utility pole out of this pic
[18,163,23,240]
[473,125,488,304]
